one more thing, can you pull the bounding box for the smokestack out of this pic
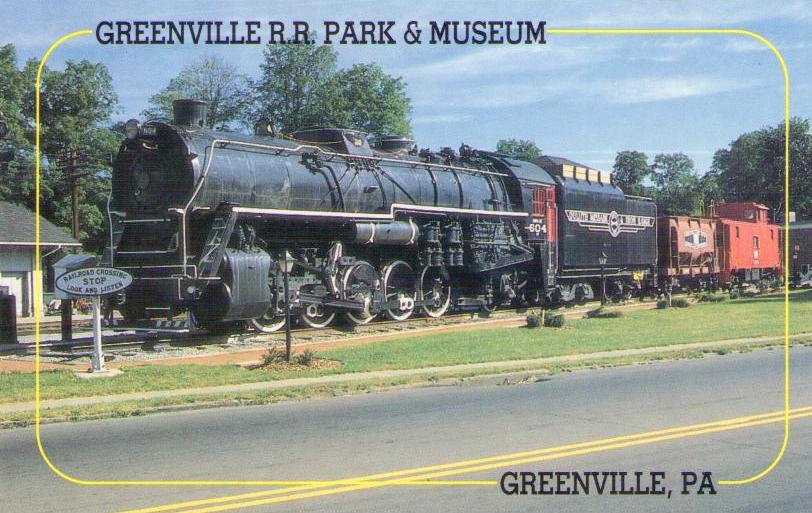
[172,99,208,127]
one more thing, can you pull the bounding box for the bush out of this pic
[656,299,670,309]
[698,293,727,303]
[295,348,315,366]
[729,288,741,300]
[671,298,691,308]
[526,313,542,329]
[544,313,566,328]
[259,346,287,366]
[585,307,623,319]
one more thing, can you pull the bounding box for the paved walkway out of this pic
[2,333,804,415]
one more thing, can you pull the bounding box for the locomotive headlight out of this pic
[124,118,141,140]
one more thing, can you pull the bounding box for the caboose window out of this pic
[753,236,759,249]
[770,230,774,240]
[735,227,740,238]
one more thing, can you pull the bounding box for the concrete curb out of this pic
[2,333,807,415]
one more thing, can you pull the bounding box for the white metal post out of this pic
[91,295,105,372]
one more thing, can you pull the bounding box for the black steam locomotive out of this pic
[106,100,656,332]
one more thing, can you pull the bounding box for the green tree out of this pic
[254,42,412,136]
[612,150,650,196]
[254,41,338,134]
[18,57,119,250]
[649,152,702,215]
[0,44,27,146]
[714,118,812,219]
[0,45,34,202]
[495,138,541,161]
[312,63,412,136]
[142,55,250,129]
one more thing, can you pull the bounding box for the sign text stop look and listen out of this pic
[55,267,133,297]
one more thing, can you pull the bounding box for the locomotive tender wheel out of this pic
[382,260,417,321]
[419,266,452,318]
[343,260,380,325]
[299,304,336,329]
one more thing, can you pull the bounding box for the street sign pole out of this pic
[283,250,292,362]
[90,296,105,372]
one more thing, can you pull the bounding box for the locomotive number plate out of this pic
[525,218,547,240]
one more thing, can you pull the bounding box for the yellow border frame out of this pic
[33,27,790,490]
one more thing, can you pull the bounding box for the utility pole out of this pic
[70,145,80,240]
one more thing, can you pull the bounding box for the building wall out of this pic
[0,245,35,317]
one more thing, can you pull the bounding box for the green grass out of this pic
[5,342,804,429]
[1,290,809,405]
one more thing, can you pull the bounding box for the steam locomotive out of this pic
[105,100,656,332]
[105,99,779,333]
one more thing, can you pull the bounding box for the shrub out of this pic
[585,307,623,319]
[656,299,670,309]
[671,298,690,308]
[259,346,286,366]
[295,348,315,366]
[698,294,727,303]
[526,313,542,329]
[729,288,741,300]
[544,313,566,328]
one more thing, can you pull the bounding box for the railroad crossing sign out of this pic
[55,267,132,297]
[55,267,132,373]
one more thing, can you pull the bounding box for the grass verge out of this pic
[0,290,808,420]
[4,340,806,429]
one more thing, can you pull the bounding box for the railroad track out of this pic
[4,298,660,358]
[17,318,93,336]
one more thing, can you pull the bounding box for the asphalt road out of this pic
[2,346,811,513]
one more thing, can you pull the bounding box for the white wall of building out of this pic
[0,245,37,317]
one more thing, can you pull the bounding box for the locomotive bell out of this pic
[173,99,208,127]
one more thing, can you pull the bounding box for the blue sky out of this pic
[3,0,810,173]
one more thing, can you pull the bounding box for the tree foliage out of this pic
[649,153,701,215]
[0,45,119,251]
[254,41,338,134]
[612,150,650,196]
[312,64,412,136]
[253,41,412,135]
[142,55,250,130]
[713,118,812,219]
[495,138,540,161]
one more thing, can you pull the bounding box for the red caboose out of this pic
[658,215,720,290]
[714,202,782,285]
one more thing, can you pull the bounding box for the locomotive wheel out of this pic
[250,272,287,333]
[382,260,417,321]
[343,260,380,325]
[299,304,336,329]
[250,312,286,333]
[419,266,452,318]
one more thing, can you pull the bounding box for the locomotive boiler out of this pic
[106,99,658,332]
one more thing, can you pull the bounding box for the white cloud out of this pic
[724,38,812,53]
[397,42,620,79]
[412,113,474,125]
[562,0,812,27]
[594,76,757,104]
[412,74,757,110]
